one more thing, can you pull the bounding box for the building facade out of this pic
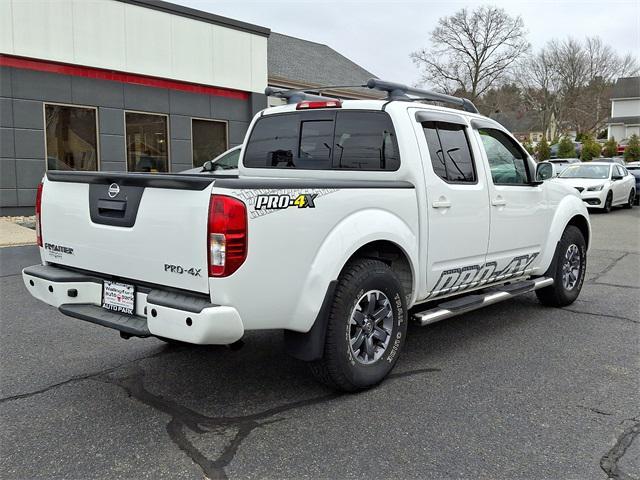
[0,0,269,213]
[607,77,640,142]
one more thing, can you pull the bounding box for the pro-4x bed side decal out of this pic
[427,253,539,299]
[255,193,317,210]
[231,188,338,219]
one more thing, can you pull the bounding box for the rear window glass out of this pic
[299,120,334,168]
[243,114,298,168]
[334,112,400,170]
[243,111,400,171]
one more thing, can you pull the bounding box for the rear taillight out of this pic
[207,195,247,277]
[35,182,44,247]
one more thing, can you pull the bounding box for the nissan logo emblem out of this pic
[108,183,120,198]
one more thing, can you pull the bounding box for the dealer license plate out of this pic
[102,281,136,315]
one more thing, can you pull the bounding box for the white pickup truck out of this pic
[23,80,591,391]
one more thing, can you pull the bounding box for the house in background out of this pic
[607,76,640,141]
[490,111,557,144]
[267,32,381,105]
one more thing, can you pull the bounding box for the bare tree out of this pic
[411,6,530,99]
[516,47,560,138]
[584,37,639,83]
[548,37,639,134]
[517,36,639,137]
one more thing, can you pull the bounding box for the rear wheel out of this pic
[309,258,408,392]
[536,225,587,307]
[624,189,635,209]
[155,336,187,346]
[603,191,613,213]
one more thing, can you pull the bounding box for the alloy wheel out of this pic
[562,244,581,290]
[349,290,393,364]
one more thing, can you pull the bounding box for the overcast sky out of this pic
[175,0,640,86]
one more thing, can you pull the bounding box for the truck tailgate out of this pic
[40,172,214,294]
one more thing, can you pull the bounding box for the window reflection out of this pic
[125,112,168,172]
[192,119,227,168]
[45,104,98,171]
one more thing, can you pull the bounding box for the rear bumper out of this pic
[22,264,244,344]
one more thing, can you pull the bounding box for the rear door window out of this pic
[243,110,399,171]
[422,121,476,183]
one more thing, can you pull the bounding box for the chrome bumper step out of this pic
[413,277,554,326]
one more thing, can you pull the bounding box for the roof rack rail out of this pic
[264,86,341,104]
[366,79,479,114]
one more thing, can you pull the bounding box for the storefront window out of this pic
[125,112,169,172]
[45,104,98,171]
[192,119,228,168]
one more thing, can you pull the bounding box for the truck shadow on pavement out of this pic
[96,361,440,480]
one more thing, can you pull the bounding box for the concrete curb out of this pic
[0,219,36,248]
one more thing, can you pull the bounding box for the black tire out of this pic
[309,258,408,392]
[155,336,187,346]
[536,225,587,307]
[603,191,613,213]
[624,190,635,209]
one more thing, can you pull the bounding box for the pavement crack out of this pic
[0,372,101,405]
[577,404,613,416]
[590,282,640,291]
[99,366,441,480]
[0,273,22,278]
[0,348,167,405]
[600,417,640,480]
[561,307,639,324]
[591,252,631,284]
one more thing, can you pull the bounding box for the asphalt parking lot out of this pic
[1,208,638,480]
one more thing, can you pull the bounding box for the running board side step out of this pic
[414,277,554,326]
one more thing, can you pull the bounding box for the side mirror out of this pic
[612,174,623,181]
[536,162,554,181]
[202,160,213,172]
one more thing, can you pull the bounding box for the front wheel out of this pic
[603,191,613,213]
[624,190,635,209]
[536,225,587,307]
[309,258,408,392]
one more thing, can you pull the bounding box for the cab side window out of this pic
[422,121,476,183]
[478,128,531,185]
[333,111,400,170]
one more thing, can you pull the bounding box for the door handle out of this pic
[432,198,451,208]
[491,196,507,207]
